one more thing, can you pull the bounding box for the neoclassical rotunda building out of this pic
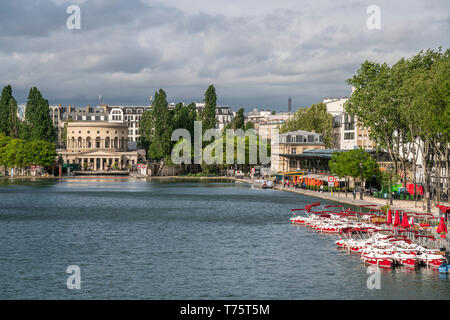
[58,121,145,171]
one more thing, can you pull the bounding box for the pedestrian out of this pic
[320,185,323,193]
[352,189,356,200]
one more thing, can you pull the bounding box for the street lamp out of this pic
[387,163,393,205]
[426,166,431,213]
[359,161,364,200]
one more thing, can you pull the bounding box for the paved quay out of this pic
[235,177,448,216]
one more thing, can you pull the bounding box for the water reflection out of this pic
[0,178,449,299]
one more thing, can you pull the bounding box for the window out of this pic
[344,132,355,140]
[308,135,314,142]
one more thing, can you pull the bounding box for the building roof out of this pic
[67,121,127,128]
[279,129,320,136]
[278,148,385,159]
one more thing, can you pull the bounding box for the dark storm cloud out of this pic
[0,0,448,110]
[0,0,65,37]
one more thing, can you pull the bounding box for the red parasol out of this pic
[436,217,448,238]
[437,205,450,214]
[401,211,410,229]
[409,216,415,228]
[386,209,392,226]
[393,210,401,227]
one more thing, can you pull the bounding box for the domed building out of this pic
[58,121,145,172]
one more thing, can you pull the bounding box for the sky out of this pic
[0,0,448,112]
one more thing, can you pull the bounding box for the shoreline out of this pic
[1,175,446,215]
[272,185,444,215]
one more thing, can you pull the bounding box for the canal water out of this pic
[0,178,448,299]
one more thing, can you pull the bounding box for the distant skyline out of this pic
[1,0,448,112]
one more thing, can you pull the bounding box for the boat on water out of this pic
[289,202,448,270]
[253,179,274,189]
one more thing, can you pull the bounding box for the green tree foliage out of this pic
[24,87,56,143]
[330,148,379,181]
[280,102,333,147]
[345,48,449,209]
[329,148,380,195]
[200,133,271,174]
[244,121,255,131]
[27,140,58,166]
[148,89,173,160]
[138,90,199,163]
[0,133,56,169]
[0,85,20,138]
[224,108,245,130]
[200,85,217,132]
[172,102,197,140]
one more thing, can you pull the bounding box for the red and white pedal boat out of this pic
[361,252,393,268]
[419,253,447,268]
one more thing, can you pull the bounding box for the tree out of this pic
[232,108,245,130]
[172,102,197,140]
[346,48,449,210]
[244,121,255,131]
[329,151,350,197]
[0,133,12,174]
[329,148,380,200]
[0,85,20,138]
[3,138,28,169]
[280,102,333,147]
[24,87,56,143]
[224,108,245,131]
[201,85,217,132]
[146,89,173,161]
[27,140,57,166]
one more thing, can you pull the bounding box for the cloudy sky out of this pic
[0,0,448,111]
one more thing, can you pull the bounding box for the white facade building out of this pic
[324,97,374,150]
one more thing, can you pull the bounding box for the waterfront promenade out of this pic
[273,185,448,216]
[234,177,448,216]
